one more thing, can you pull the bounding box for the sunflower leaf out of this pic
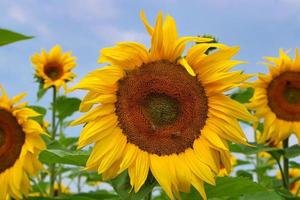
[179,177,281,200]
[39,149,89,166]
[27,105,47,125]
[27,190,119,200]
[0,28,33,46]
[110,172,156,200]
[230,87,254,103]
[54,96,81,120]
[205,177,281,199]
[230,143,284,155]
[284,144,300,158]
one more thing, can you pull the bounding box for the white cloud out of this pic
[5,2,53,38]
[94,25,149,45]
[65,0,118,21]
[7,5,28,23]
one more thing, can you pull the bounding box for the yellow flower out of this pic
[52,183,70,196]
[0,85,45,199]
[31,45,77,92]
[276,168,300,195]
[71,11,254,200]
[218,155,237,176]
[248,49,300,145]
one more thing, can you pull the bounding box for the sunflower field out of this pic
[1,5,300,200]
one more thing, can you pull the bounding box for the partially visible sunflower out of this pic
[71,11,254,200]
[248,49,300,145]
[276,168,300,196]
[0,85,45,199]
[31,45,77,91]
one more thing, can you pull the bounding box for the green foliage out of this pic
[0,28,33,46]
[205,177,281,200]
[110,172,156,200]
[27,105,47,124]
[178,177,282,200]
[284,145,300,159]
[54,96,81,120]
[28,190,119,200]
[230,143,284,155]
[39,149,89,166]
[230,88,254,103]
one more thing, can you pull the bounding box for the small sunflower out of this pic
[71,12,254,199]
[0,85,45,199]
[31,45,77,91]
[276,168,300,195]
[248,49,300,145]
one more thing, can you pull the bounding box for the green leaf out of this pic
[205,177,282,200]
[238,191,284,200]
[230,88,254,103]
[55,96,81,120]
[110,172,156,200]
[39,149,89,166]
[0,28,33,46]
[284,144,300,158]
[27,105,47,124]
[236,170,253,180]
[230,143,283,155]
[27,190,119,200]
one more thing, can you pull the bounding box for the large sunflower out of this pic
[31,45,77,91]
[0,85,45,199]
[248,49,300,145]
[71,12,254,199]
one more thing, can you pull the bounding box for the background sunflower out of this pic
[0,85,45,199]
[31,45,77,92]
[248,49,300,145]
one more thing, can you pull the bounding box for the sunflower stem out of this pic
[254,130,262,183]
[283,137,289,190]
[146,191,152,200]
[274,154,287,188]
[49,87,57,197]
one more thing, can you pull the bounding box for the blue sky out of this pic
[1,0,300,139]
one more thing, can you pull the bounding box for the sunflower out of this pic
[276,168,300,195]
[31,45,77,91]
[248,49,300,145]
[71,11,254,200]
[0,85,45,199]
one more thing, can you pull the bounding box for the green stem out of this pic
[49,87,57,197]
[58,120,63,195]
[146,191,152,200]
[254,130,262,183]
[77,174,81,193]
[274,155,287,188]
[283,138,289,190]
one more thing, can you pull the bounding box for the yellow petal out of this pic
[128,150,149,192]
[140,10,153,35]
[150,11,164,61]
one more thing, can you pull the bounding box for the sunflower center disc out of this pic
[116,61,208,155]
[0,127,4,147]
[44,62,63,80]
[267,71,300,121]
[0,109,25,173]
[143,93,180,127]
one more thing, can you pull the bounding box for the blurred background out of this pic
[1,0,300,194]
